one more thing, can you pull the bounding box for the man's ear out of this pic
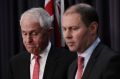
[89,21,98,35]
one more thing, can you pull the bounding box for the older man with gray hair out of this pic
[9,7,76,79]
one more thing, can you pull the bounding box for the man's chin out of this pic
[26,49,34,54]
[68,47,77,52]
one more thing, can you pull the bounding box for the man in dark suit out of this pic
[9,7,76,79]
[62,3,120,79]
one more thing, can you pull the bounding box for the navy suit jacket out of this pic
[68,43,120,79]
[9,46,76,79]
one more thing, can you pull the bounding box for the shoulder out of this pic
[9,51,30,64]
[52,46,76,56]
[94,43,120,65]
[48,46,77,61]
[98,43,119,57]
[90,42,120,67]
[98,44,120,78]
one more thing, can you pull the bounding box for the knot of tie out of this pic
[78,56,84,68]
[34,55,40,63]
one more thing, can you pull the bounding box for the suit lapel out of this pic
[68,59,77,79]
[43,46,57,79]
[82,43,103,79]
[43,60,57,79]
[21,52,30,79]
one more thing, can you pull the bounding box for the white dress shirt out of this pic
[75,37,100,79]
[30,42,51,79]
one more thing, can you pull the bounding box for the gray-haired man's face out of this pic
[21,16,49,55]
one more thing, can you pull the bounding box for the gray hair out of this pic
[20,7,52,28]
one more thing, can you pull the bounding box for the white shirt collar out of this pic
[77,37,100,71]
[30,41,51,79]
[31,41,51,61]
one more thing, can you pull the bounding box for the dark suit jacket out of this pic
[9,46,76,79]
[68,43,120,79]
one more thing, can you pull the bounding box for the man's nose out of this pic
[26,35,33,43]
[64,30,72,39]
